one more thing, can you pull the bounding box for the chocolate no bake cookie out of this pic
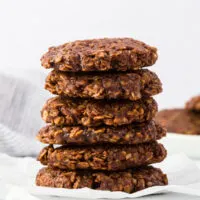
[37,121,166,145]
[41,96,157,127]
[185,95,200,111]
[41,38,157,72]
[36,166,168,193]
[37,142,166,171]
[156,109,200,135]
[45,69,162,101]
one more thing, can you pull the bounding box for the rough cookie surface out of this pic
[41,97,158,127]
[36,166,168,193]
[156,109,200,135]
[185,95,200,111]
[37,121,166,145]
[41,38,158,72]
[37,142,167,171]
[45,69,162,101]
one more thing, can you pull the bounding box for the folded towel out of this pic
[0,69,49,156]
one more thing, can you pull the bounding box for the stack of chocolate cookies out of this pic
[36,38,168,193]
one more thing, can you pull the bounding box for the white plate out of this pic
[160,133,200,159]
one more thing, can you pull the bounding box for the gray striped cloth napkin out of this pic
[0,69,49,156]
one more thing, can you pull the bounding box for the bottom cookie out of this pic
[36,166,168,193]
[156,109,200,134]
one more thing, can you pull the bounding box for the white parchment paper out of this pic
[1,153,200,199]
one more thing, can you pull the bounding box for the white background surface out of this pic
[0,0,200,199]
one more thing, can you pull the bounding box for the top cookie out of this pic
[185,95,200,111]
[41,38,158,72]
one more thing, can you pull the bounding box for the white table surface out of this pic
[37,193,200,200]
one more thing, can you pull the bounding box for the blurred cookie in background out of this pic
[156,108,200,135]
[185,95,200,111]
[156,95,200,158]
